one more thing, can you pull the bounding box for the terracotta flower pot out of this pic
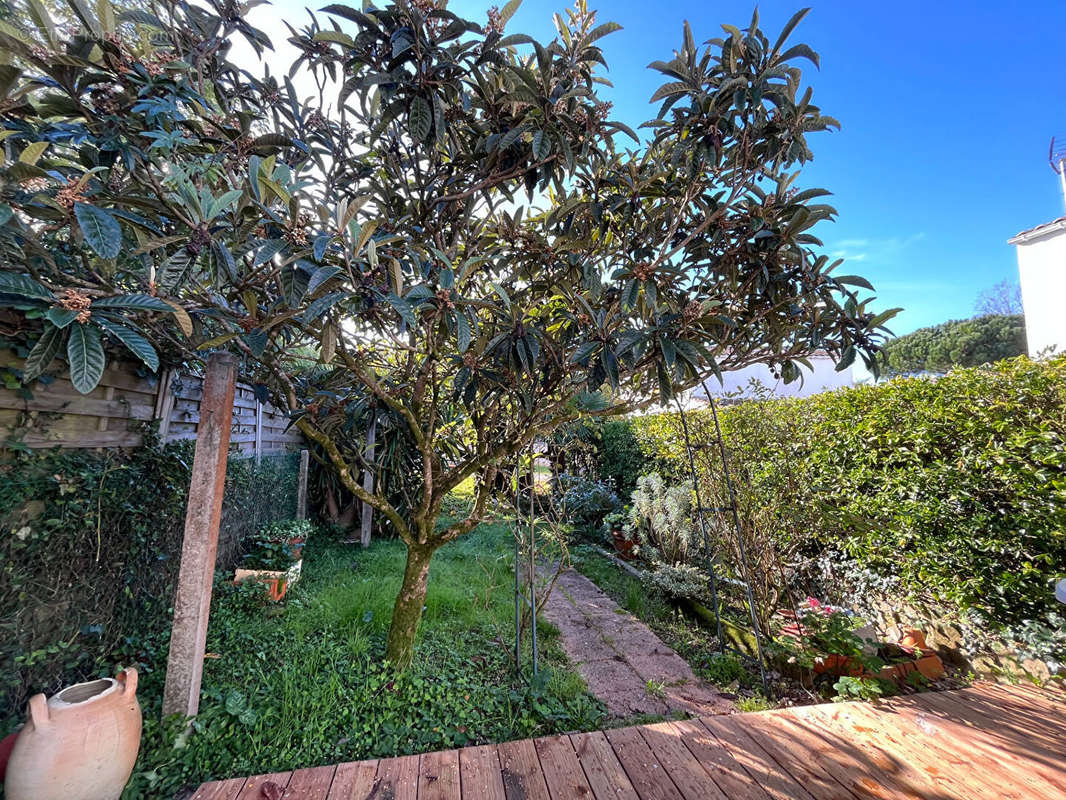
[611,531,636,560]
[234,567,289,601]
[813,653,864,676]
[4,669,141,800]
[877,653,945,685]
[900,628,929,652]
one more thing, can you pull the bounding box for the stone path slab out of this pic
[541,567,733,719]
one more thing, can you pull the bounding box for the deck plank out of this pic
[636,721,727,800]
[419,749,461,800]
[189,777,245,800]
[498,737,552,800]
[194,686,1066,800]
[281,765,336,799]
[773,706,931,800]
[569,731,641,800]
[534,734,595,800]
[326,760,379,799]
[910,689,1066,795]
[458,744,507,800]
[604,724,684,800]
[731,711,858,800]
[699,716,818,800]
[375,755,419,800]
[964,682,1066,748]
[235,771,293,799]
[668,718,772,800]
[797,700,1026,800]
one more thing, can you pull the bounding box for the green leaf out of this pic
[386,293,417,327]
[253,239,287,267]
[74,203,122,259]
[301,291,348,324]
[22,324,64,382]
[66,323,106,394]
[18,140,49,165]
[531,130,551,160]
[584,21,621,45]
[456,312,471,352]
[770,7,810,56]
[0,272,54,300]
[159,249,195,289]
[205,189,243,221]
[92,294,173,312]
[409,96,432,143]
[499,0,521,25]
[308,266,343,296]
[835,275,875,291]
[94,317,159,372]
[45,307,79,328]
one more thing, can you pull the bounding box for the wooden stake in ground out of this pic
[360,416,376,548]
[297,449,309,521]
[162,352,237,718]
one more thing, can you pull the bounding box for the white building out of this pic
[1008,216,1066,358]
[688,352,854,405]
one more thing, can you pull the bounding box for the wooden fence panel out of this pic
[0,350,303,454]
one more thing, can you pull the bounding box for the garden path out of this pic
[541,568,734,718]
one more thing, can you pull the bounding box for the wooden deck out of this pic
[191,682,1066,800]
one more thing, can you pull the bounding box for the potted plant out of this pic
[259,520,312,561]
[604,512,637,560]
[780,598,876,677]
[876,628,945,684]
[235,536,299,602]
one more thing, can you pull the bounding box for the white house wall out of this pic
[1012,228,1066,357]
[694,355,854,402]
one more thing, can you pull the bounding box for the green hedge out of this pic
[1,436,300,729]
[610,356,1066,629]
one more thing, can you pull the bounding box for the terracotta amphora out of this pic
[4,669,142,800]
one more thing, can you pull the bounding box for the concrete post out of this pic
[161,353,237,718]
[296,449,309,520]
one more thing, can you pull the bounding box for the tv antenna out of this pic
[1050,136,1066,209]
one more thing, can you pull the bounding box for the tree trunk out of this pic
[385,542,438,670]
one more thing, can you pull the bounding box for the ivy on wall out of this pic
[0,433,300,727]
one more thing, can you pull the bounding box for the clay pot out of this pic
[234,567,289,601]
[813,653,864,677]
[877,653,945,685]
[4,669,142,800]
[900,628,929,652]
[611,531,636,560]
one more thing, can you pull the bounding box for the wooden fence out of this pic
[0,350,302,454]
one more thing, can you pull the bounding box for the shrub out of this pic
[628,473,697,565]
[599,356,1066,634]
[643,563,709,601]
[596,420,646,497]
[554,474,620,531]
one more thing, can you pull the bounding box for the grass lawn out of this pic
[125,519,604,799]
[569,543,772,711]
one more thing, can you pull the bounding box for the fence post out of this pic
[154,368,175,443]
[360,416,377,548]
[254,401,263,466]
[161,353,237,719]
[297,448,309,520]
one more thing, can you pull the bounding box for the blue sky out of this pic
[269,0,1066,335]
